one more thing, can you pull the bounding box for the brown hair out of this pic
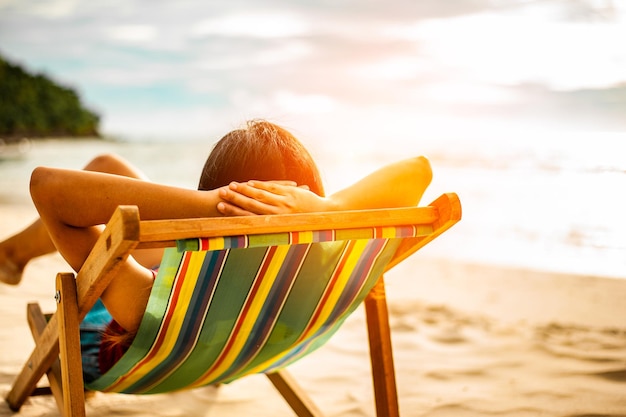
[102,121,323,360]
[198,120,324,196]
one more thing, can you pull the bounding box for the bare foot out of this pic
[0,257,23,285]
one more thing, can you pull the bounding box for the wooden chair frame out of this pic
[5,193,461,417]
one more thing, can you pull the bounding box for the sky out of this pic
[0,0,625,142]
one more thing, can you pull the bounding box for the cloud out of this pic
[272,91,338,114]
[105,24,157,44]
[1,0,625,140]
[190,39,312,73]
[390,10,626,90]
[421,82,520,105]
[351,56,431,81]
[191,12,311,39]
[0,0,78,18]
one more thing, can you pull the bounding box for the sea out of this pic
[0,130,625,280]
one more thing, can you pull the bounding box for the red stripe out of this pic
[112,253,192,387]
[196,246,275,377]
[298,242,352,339]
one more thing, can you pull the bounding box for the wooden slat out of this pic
[267,370,324,417]
[57,273,86,417]
[74,205,141,320]
[7,194,461,416]
[364,276,399,417]
[26,303,64,413]
[137,206,438,246]
[6,312,60,411]
[6,205,141,411]
[385,193,461,272]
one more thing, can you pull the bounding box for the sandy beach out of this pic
[1,203,625,416]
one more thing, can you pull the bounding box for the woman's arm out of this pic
[30,167,225,228]
[325,155,432,210]
[217,156,433,215]
[28,167,300,332]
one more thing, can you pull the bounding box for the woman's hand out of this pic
[217,180,332,216]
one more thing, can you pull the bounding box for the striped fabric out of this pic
[87,225,432,394]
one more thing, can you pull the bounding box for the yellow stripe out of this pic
[189,245,290,387]
[107,251,207,392]
[265,239,388,373]
[296,230,313,244]
[208,237,225,250]
[381,226,397,239]
[244,240,369,375]
[306,240,367,330]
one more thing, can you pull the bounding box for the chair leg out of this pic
[6,313,61,411]
[26,303,65,413]
[267,370,324,417]
[364,275,400,417]
[56,273,86,417]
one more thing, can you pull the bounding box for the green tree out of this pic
[0,55,100,138]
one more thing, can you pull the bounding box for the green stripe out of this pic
[255,239,401,373]
[90,230,410,393]
[86,248,185,391]
[142,246,268,393]
[224,241,349,376]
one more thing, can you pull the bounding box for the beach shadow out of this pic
[566,414,626,417]
[592,368,626,383]
[0,372,14,386]
[533,323,626,364]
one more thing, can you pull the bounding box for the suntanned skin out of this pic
[12,155,432,332]
[0,154,161,284]
[217,156,432,215]
[29,167,238,331]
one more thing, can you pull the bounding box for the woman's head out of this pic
[198,120,324,196]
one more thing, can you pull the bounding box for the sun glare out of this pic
[391,11,626,90]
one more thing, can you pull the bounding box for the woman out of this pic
[0,120,432,377]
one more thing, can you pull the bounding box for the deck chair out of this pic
[6,193,461,417]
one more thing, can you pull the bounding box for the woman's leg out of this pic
[0,220,54,285]
[29,163,154,332]
[0,154,156,285]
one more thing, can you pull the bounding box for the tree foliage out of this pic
[0,55,100,138]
